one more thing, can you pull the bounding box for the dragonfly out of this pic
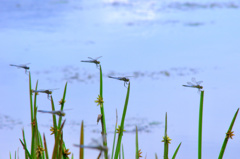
[10,63,30,74]
[37,110,66,116]
[108,76,131,87]
[74,136,108,154]
[81,56,102,68]
[183,78,203,92]
[31,89,59,99]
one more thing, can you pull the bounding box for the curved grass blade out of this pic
[114,83,130,159]
[155,153,158,159]
[172,142,182,159]
[218,108,239,159]
[19,139,32,159]
[58,82,68,129]
[22,129,28,159]
[80,121,84,159]
[198,91,204,159]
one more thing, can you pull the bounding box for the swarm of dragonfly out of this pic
[182,78,203,92]
[81,56,132,87]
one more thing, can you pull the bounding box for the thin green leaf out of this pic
[114,83,130,159]
[58,82,68,129]
[19,139,32,159]
[122,144,124,159]
[51,96,58,138]
[99,65,108,159]
[198,91,204,159]
[218,108,239,159]
[163,113,168,159]
[80,121,84,159]
[43,134,49,159]
[22,129,28,159]
[172,142,182,159]
[52,120,66,159]
[111,109,118,159]
[136,126,139,159]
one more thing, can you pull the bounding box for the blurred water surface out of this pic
[1,0,240,158]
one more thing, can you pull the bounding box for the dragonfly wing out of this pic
[49,88,59,91]
[95,56,102,60]
[38,110,50,113]
[196,81,203,85]
[187,82,194,85]
[87,57,94,60]
[108,76,119,79]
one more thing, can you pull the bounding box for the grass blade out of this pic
[52,120,66,159]
[99,65,108,159]
[19,139,32,159]
[22,129,28,159]
[172,142,182,159]
[114,83,130,159]
[80,121,84,159]
[136,126,139,159]
[198,91,204,159]
[43,133,49,159]
[218,108,239,159]
[111,109,118,159]
[58,82,68,129]
[122,144,124,159]
[163,113,168,159]
[51,96,58,138]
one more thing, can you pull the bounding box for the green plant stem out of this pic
[172,142,182,159]
[114,83,130,159]
[99,65,108,159]
[163,112,168,159]
[198,91,204,159]
[218,108,239,159]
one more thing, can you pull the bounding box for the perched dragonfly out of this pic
[81,56,102,68]
[183,78,203,92]
[38,110,65,116]
[10,63,30,74]
[108,76,131,87]
[31,89,59,99]
[73,136,108,153]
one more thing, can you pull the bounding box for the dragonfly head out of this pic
[24,66,30,70]
[94,60,100,64]
[57,111,65,116]
[45,90,52,94]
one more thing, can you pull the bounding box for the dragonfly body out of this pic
[38,110,65,116]
[32,89,58,99]
[74,136,108,158]
[81,56,102,68]
[183,78,203,92]
[108,76,130,87]
[74,144,108,152]
[10,63,30,73]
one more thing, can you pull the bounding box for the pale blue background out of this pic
[1,0,240,158]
